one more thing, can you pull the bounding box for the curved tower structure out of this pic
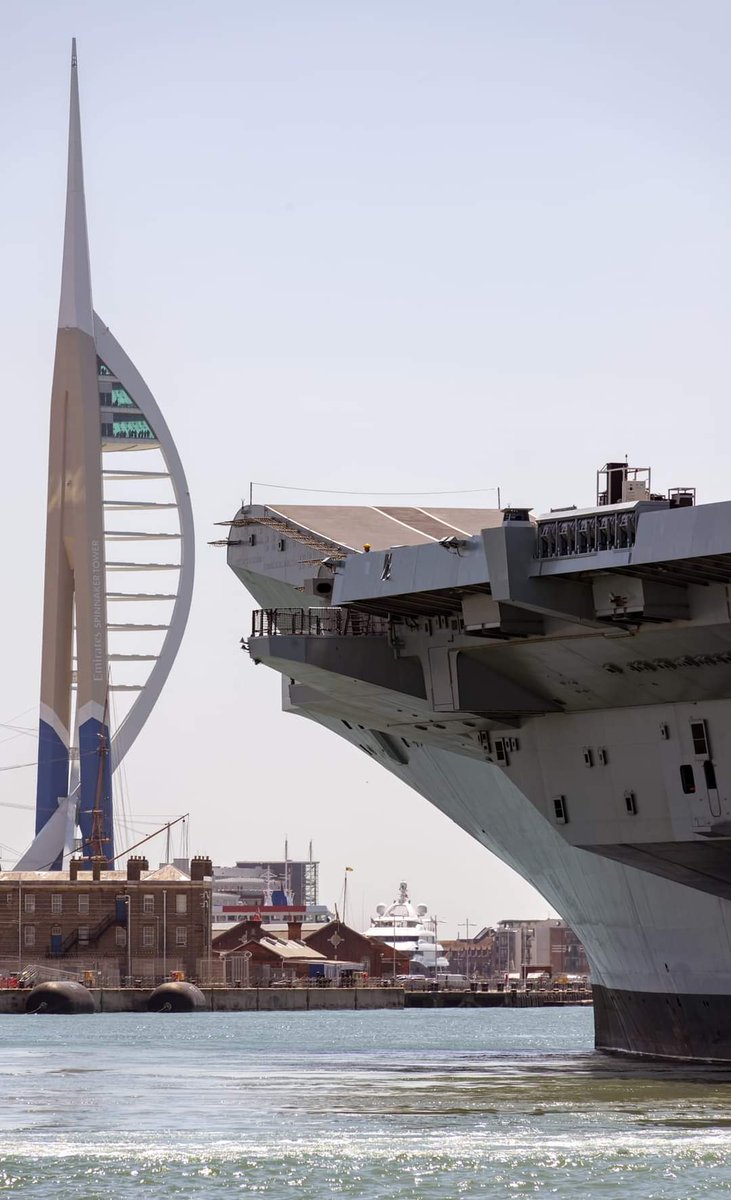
[23,42,194,870]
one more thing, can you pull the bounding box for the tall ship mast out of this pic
[21,43,194,871]
[223,466,731,1062]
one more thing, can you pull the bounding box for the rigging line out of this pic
[248,481,500,497]
[0,705,36,728]
[110,812,190,865]
[121,817,187,827]
[26,810,191,874]
[0,722,38,746]
[0,731,36,749]
[0,745,111,771]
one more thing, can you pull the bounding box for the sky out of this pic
[2,1,731,938]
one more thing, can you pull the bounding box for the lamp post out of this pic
[433,914,438,978]
[201,891,211,985]
[124,894,132,985]
[432,915,446,983]
[162,890,167,981]
[153,916,161,984]
[343,866,353,926]
[458,919,476,978]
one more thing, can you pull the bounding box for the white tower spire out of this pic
[58,37,94,335]
[23,41,195,871]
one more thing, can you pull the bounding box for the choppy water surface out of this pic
[1,1007,731,1196]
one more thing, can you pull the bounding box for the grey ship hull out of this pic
[224,488,731,1062]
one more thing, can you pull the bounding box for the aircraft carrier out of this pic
[224,462,731,1061]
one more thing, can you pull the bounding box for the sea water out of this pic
[0,1006,730,1197]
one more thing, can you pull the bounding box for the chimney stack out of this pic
[69,857,85,881]
[126,855,149,881]
[287,920,303,942]
[91,857,104,881]
[242,915,263,941]
[190,855,213,881]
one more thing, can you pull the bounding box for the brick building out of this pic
[212,915,322,984]
[212,915,410,982]
[546,922,590,977]
[0,855,213,985]
[220,936,325,985]
[441,929,495,978]
[304,920,411,978]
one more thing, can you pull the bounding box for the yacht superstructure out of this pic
[223,464,731,1061]
[363,881,449,973]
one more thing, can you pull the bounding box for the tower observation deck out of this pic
[21,42,194,870]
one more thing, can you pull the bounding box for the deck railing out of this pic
[250,607,390,639]
[536,509,638,560]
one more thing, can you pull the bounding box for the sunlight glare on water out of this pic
[0,1007,730,1197]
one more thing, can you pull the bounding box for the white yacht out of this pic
[363,881,449,974]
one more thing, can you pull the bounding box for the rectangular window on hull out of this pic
[552,795,568,824]
[680,765,696,794]
[704,760,718,790]
[690,720,710,758]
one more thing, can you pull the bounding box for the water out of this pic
[1,1006,731,1197]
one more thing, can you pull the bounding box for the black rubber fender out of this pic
[25,981,96,1014]
[146,982,207,1012]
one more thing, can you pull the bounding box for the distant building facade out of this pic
[304,920,410,978]
[211,857,331,928]
[445,919,590,981]
[215,859,319,908]
[492,918,590,979]
[0,855,213,985]
[441,929,495,978]
[212,915,410,984]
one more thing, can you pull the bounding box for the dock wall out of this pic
[0,986,404,1014]
[0,987,591,1014]
[404,989,593,1008]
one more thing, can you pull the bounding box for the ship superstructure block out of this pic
[224,469,731,1060]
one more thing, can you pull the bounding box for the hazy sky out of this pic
[2,1,731,937]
